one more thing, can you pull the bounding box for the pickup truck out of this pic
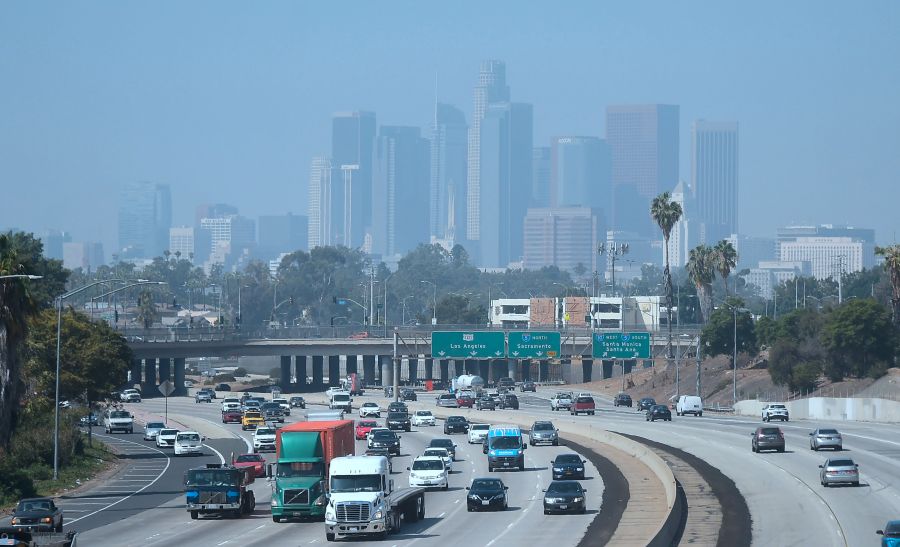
[570,396,596,416]
[550,393,573,412]
[0,528,76,547]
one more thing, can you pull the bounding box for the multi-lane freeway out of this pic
[40,387,900,546]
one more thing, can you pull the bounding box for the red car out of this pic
[570,395,596,416]
[356,420,378,440]
[222,410,242,424]
[232,453,266,477]
[456,395,474,408]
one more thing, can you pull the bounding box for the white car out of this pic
[273,398,291,415]
[408,456,449,490]
[359,402,382,418]
[253,427,277,453]
[468,423,490,444]
[156,428,179,448]
[173,431,203,456]
[366,427,390,448]
[762,403,789,422]
[119,389,142,403]
[422,447,453,472]
[411,410,435,427]
[221,398,241,412]
[143,421,166,441]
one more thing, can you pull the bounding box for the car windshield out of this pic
[439,394,454,400]
[373,431,397,440]
[652,405,668,411]
[256,428,274,436]
[363,403,377,407]
[576,397,593,403]
[760,428,780,435]
[235,454,262,463]
[333,395,350,402]
[388,412,407,419]
[331,474,381,493]
[185,470,238,487]
[17,500,52,512]
[416,411,432,417]
[471,479,503,492]
[471,424,490,431]
[884,521,900,536]
[277,461,324,477]
[828,459,855,467]
[244,401,260,407]
[358,421,377,428]
[430,439,453,449]
[147,422,165,429]
[555,454,582,464]
[447,417,466,424]
[413,459,445,471]
[769,405,786,409]
[177,433,200,441]
[490,436,521,449]
[533,422,554,431]
[245,412,262,418]
[110,411,130,418]
[547,482,582,494]
[556,393,571,399]
[818,429,839,435]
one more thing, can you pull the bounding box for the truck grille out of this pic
[336,502,370,522]
[199,491,227,504]
[283,488,309,505]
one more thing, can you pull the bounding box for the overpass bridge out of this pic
[124,325,700,397]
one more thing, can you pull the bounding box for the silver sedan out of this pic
[809,428,843,451]
[819,458,860,487]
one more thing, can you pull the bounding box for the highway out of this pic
[72,395,603,546]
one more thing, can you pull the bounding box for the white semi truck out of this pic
[324,455,425,541]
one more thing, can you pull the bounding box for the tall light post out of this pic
[421,280,437,326]
[53,279,163,479]
[597,241,629,296]
[401,296,415,326]
[0,274,43,281]
[720,301,750,407]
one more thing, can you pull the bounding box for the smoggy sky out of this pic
[2,1,899,252]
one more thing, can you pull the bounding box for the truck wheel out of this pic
[326,532,335,542]
[190,511,198,520]
[394,511,402,533]
[272,515,280,522]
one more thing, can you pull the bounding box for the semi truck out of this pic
[324,455,425,541]
[344,373,364,396]
[269,420,355,522]
[454,375,485,395]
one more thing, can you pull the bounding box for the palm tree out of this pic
[686,245,716,323]
[713,240,738,296]
[136,289,158,329]
[876,245,900,325]
[650,192,683,364]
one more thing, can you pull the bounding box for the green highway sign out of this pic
[431,331,506,359]
[508,331,561,359]
[593,332,651,359]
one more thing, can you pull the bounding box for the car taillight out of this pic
[757,433,766,438]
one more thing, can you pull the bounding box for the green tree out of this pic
[135,289,159,328]
[686,245,716,323]
[876,245,900,325]
[700,300,757,359]
[821,299,895,380]
[436,294,485,325]
[767,339,824,393]
[713,240,738,296]
[754,315,778,347]
[651,192,683,364]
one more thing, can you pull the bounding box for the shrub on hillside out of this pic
[233,367,247,377]
[213,374,236,383]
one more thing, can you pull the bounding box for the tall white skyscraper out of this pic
[467,60,510,242]
[307,156,333,249]
[430,103,467,243]
[693,120,739,244]
[168,226,195,260]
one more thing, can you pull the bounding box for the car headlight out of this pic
[373,509,384,520]
[573,497,584,503]
[553,467,563,472]
[271,494,280,506]
[40,517,53,524]
[10,517,18,525]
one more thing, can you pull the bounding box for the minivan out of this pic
[676,395,703,417]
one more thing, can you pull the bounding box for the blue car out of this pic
[878,520,900,547]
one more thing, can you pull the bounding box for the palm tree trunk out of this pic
[0,322,22,449]
[663,236,673,367]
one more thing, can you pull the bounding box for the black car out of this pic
[637,397,657,412]
[551,453,587,480]
[613,393,632,407]
[475,396,496,411]
[215,383,231,392]
[386,411,411,432]
[289,396,306,409]
[520,381,536,392]
[260,402,285,423]
[645,404,672,422]
[428,438,457,461]
[369,430,401,455]
[400,389,417,402]
[444,415,469,434]
[466,478,508,512]
[387,401,408,414]
[499,394,519,410]
[543,480,587,514]
[10,498,63,532]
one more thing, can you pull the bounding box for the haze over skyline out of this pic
[2,1,899,253]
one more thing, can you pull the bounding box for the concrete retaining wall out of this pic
[734,397,900,424]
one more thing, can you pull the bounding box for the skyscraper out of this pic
[118,182,171,259]
[372,126,430,257]
[693,120,739,244]
[551,136,612,209]
[606,105,679,235]
[332,111,376,248]
[307,156,334,249]
[523,207,602,272]
[430,103,467,243]
[479,102,533,268]
[258,213,308,259]
[532,147,551,207]
[467,61,510,243]
[168,226,195,260]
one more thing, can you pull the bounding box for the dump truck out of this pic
[184,463,256,520]
[269,420,355,522]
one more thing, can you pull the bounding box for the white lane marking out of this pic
[204,441,227,464]
[64,434,171,526]
[438,511,446,518]
[454,499,459,503]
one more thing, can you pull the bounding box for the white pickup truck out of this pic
[324,455,425,541]
[550,392,573,412]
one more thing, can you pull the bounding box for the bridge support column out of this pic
[173,358,186,396]
[424,359,433,380]
[280,356,292,393]
[295,356,308,389]
[507,360,517,381]
[142,358,157,395]
[312,356,324,389]
[158,358,171,383]
[602,360,614,379]
[521,359,531,381]
[328,356,340,387]
[440,360,450,383]
[346,354,358,376]
[478,361,489,381]
[408,357,418,385]
[454,360,464,377]
[539,360,549,382]
[362,355,376,386]
[623,360,635,375]
[380,356,393,388]
[130,359,142,388]
[582,359,593,383]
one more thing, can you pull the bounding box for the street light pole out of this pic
[421,280,436,326]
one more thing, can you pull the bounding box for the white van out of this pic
[329,392,352,412]
[676,396,703,417]
[104,409,134,433]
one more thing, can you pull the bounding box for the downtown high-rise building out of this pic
[606,104,679,236]
[372,126,430,258]
[467,60,510,243]
[118,181,172,259]
[551,136,612,210]
[532,147,552,207]
[332,111,376,249]
[479,102,533,268]
[258,213,308,260]
[429,103,468,244]
[307,156,334,249]
[168,226,195,260]
[693,120,739,244]
[523,207,602,273]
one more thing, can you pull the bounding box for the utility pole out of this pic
[597,241,629,297]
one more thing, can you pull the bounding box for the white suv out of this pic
[468,423,490,444]
[253,427,277,453]
[221,398,241,412]
[762,404,789,422]
[174,431,203,456]
[411,410,435,427]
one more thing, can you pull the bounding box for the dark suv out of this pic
[751,426,785,453]
[475,396,496,411]
[444,415,469,434]
[551,453,587,480]
[637,397,656,411]
[400,389,417,402]
[520,381,536,392]
[386,411,411,432]
[499,394,519,410]
[614,393,632,407]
